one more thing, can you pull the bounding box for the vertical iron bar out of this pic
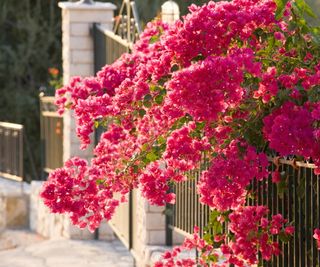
[305,167,310,267]
[294,166,299,267]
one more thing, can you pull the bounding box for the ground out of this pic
[0,229,134,267]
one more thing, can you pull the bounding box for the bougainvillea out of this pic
[314,228,320,250]
[41,0,320,265]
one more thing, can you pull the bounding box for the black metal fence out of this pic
[251,159,320,267]
[167,154,210,239]
[39,95,63,177]
[168,158,320,266]
[0,122,24,181]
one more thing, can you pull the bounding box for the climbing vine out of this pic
[41,0,320,265]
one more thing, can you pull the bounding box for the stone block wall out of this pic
[133,190,184,267]
[0,178,29,231]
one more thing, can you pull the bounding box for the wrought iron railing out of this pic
[167,154,210,239]
[168,158,320,266]
[0,122,24,181]
[39,95,63,176]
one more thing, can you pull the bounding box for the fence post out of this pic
[57,0,116,240]
[161,0,180,25]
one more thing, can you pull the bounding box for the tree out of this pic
[0,0,62,180]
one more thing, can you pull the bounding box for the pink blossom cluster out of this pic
[163,0,276,64]
[263,101,320,173]
[164,123,210,173]
[198,141,269,211]
[166,49,261,122]
[225,206,292,264]
[154,227,217,267]
[41,157,119,231]
[139,161,175,206]
[156,206,293,266]
[314,228,320,250]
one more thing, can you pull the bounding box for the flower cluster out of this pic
[41,0,320,265]
[314,228,320,250]
[226,206,292,265]
[156,207,293,267]
[164,123,210,173]
[41,157,119,231]
[198,141,269,211]
[154,227,216,267]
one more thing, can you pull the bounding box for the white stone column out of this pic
[59,1,116,163]
[57,1,116,240]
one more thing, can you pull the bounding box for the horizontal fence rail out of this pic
[0,122,24,181]
[40,95,63,175]
[169,157,320,266]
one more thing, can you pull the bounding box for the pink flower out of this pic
[314,229,320,250]
[274,31,285,40]
[272,171,281,183]
[285,226,295,235]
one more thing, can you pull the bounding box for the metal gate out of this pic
[92,0,141,251]
[39,94,63,178]
[0,122,24,181]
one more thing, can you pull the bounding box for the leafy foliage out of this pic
[0,0,62,181]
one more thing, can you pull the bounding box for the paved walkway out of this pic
[0,229,134,267]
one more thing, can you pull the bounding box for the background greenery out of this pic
[0,0,62,181]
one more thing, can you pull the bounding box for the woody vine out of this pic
[41,0,320,265]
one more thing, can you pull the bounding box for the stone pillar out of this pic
[58,1,116,163]
[56,1,116,239]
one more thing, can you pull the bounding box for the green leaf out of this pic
[213,221,223,235]
[132,165,139,174]
[138,109,146,118]
[275,0,289,20]
[150,85,161,92]
[207,254,218,262]
[159,89,167,96]
[157,136,166,144]
[144,94,152,102]
[279,231,291,243]
[141,143,149,152]
[96,179,105,185]
[203,232,213,243]
[170,64,179,72]
[149,34,159,44]
[143,101,152,108]
[146,151,158,161]
[155,95,164,105]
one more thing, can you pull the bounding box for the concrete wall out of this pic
[0,178,29,231]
